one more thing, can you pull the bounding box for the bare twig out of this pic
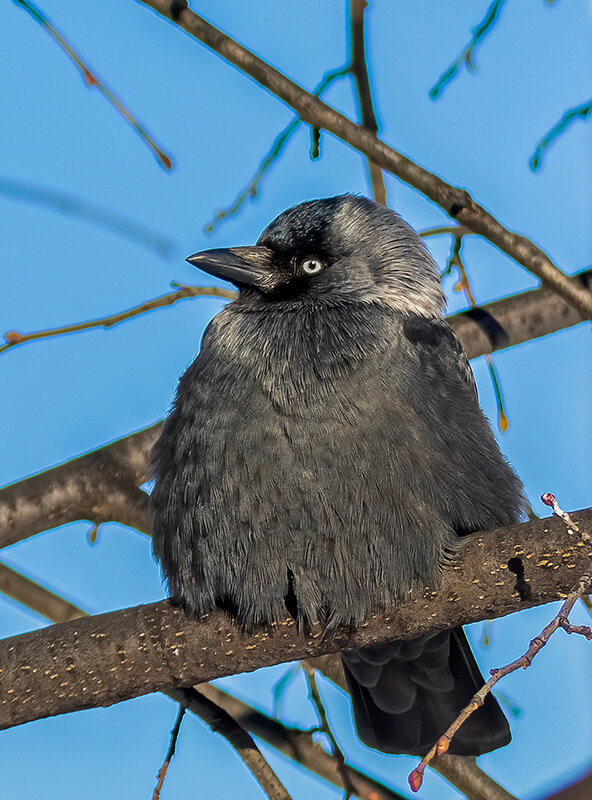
[581,595,592,617]
[442,231,509,432]
[137,1,592,317]
[429,0,508,99]
[302,663,355,799]
[151,704,186,800]
[0,284,235,356]
[204,65,350,233]
[408,496,592,792]
[170,688,294,800]
[530,98,592,171]
[349,0,386,204]
[13,0,172,168]
[420,224,472,239]
[0,176,175,257]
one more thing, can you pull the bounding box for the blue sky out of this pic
[0,1,591,798]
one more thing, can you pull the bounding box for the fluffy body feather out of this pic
[151,195,525,755]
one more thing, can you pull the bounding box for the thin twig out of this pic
[429,0,508,99]
[581,595,592,617]
[170,687,294,800]
[271,664,302,718]
[0,284,235,356]
[530,98,592,171]
[151,704,186,800]
[302,663,355,800]
[419,224,472,239]
[204,65,350,233]
[408,495,592,792]
[442,232,509,432]
[349,0,386,204]
[0,176,175,257]
[13,0,172,169]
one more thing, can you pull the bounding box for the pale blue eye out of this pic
[301,258,323,275]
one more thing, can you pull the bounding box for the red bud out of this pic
[83,69,98,86]
[5,331,23,344]
[436,736,449,755]
[408,768,423,792]
[157,150,173,170]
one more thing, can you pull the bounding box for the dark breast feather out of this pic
[151,305,525,630]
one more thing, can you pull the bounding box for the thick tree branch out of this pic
[431,755,517,800]
[0,508,590,730]
[450,268,592,360]
[1,269,589,550]
[0,427,156,548]
[138,1,592,317]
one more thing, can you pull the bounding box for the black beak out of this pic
[186,246,274,289]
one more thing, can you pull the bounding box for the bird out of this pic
[151,194,526,757]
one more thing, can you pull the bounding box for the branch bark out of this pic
[137,1,592,318]
[1,508,590,730]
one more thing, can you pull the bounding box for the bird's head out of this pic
[187,195,444,316]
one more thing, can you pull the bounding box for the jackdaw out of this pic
[151,195,526,756]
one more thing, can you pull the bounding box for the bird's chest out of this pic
[192,311,421,515]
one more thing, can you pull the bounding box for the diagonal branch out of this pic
[137,1,592,318]
[530,98,592,171]
[0,508,590,730]
[0,427,156,548]
[14,0,172,169]
[170,687,294,800]
[0,562,86,622]
[349,0,386,203]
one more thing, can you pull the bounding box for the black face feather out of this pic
[151,194,526,756]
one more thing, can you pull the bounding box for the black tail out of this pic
[342,627,510,756]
